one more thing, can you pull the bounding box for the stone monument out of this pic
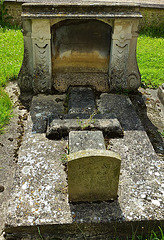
[18,1,142,94]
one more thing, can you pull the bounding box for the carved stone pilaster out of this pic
[109,19,141,91]
[18,19,33,92]
[32,19,52,93]
[127,19,141,90]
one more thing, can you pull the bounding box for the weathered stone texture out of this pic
[4,2,22,26]
[139,7,164,30]
[5,93,164,238]
[68,149,121,202]
[68,87,96,114]
[4,2,164,31]
[69,131,106,153]
[158,84,164,105]
[109,19,141,91]
[46,118,123,139]
[30,94,65,133]
[18,2,142,93]
[52,19,111,92]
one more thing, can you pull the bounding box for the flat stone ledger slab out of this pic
[68,87,96,114]
[30,94,65,133]
[4,93,164,239]
[68,149,121,202]
[69,131,106,153]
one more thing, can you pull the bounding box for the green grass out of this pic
[0,87,12,132]
[137,32,164,89]
[0,24,23,132]
[0,24,23,86]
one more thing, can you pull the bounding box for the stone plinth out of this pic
[68,149,121,202]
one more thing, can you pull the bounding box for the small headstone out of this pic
[69,131,106,153]
[68,149,121,202]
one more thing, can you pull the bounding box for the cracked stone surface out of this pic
[1,84,164,239]
[4,93,164,239]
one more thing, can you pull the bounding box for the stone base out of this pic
[53,73,110,92]
[5,94,164,239]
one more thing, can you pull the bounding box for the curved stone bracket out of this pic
[109,19,141,91]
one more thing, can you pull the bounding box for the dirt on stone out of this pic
[0,81,164,238]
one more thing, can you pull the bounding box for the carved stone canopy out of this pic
[19,1,142,93]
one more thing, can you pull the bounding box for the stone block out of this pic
[69,131,106,153]
[68,87,96,114]
[46,118,123,139]
[30,94,65,133]
[68,149,121,202]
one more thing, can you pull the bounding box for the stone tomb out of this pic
[4,1,164,238]
[18,1,142,94]
[5,92,164,239]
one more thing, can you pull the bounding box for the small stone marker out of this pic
[69,131,106,153]
[68,149,121,202]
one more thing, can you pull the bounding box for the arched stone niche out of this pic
[51,19,112,92]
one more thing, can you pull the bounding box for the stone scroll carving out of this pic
[18,20,33,93]
[109,20,141,91]
[33,42,50,93]
[32,20,52,93]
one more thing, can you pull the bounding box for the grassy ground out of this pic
[0,24,23,132]
[137,34,164,88]
[0,24,164,131]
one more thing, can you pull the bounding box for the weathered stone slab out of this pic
[46,118,123,139]
[68,149,121,202]
[30,94,65,133]
[68,87,96,114]
[64,112,118,120]
[69,131,106,153]
[5,93,164,238]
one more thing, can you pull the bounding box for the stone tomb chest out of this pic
[19,1,142,94]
